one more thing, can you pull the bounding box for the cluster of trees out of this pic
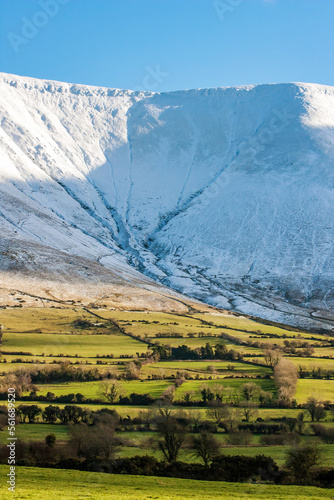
[246,339,321,358]
[0,359,146,400]
[0,371,37,397]
[310,424,334,443]
[15,376,296,411]
[298,366,334,379]
[96,379,274,410]
[13,395,331,433]
[1,405,332,487]
[16,404,92,424]
[151,342,244,362]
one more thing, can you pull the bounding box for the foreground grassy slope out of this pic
[1,466,333,500]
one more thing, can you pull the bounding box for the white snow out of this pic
[0,73,334,329]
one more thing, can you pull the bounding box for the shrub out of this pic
[210,454,279,482]
[285,444,323,485]
[310,424,334,443]
[225,431,253,446]
[260,433,300,446]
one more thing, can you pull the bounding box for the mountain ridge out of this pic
[0,73,333,330]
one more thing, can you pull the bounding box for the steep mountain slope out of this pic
[0,73,333,329]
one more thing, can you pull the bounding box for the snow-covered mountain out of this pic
[0,73,333,330]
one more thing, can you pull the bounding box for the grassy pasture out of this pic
[1,466,333,500]
[98,311,213,336]
[0,308,112,334]
[289,357,334,368]
[295,379,334,403]
[194,313,327,339]
[0,359,126,374]
[1,305,334,485]
[120,441,334,467]
[0,424,69,444]
[31,379,172,399]
[142,360,271,376]
[2,332,148,357]
[309,348,334,358]
[254,357,334,369]
[174,378,276,400]
[28,377,276,403]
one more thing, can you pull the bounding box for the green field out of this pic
[0,424,69,444]
[256,357,334,369]
[98,310,216,337]
[22,376,275,403]
[290,357,334,368]
[142,360,271,376]
[1,466,333,500]
[193,314,326,339]
[0,359,125,374]
[98,310,327,351]
[0,308,112,334]
[31,379,173,399]
[295,379,334,403]
[1,305,334,490]
[1,307,333,408]
[174,378,276,400]
[120,441,334,467]
[8,401,320,421]
[2,332,148,357]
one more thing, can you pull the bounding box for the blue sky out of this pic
[0,0,333,91]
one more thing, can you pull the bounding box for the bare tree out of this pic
[98,379,123,403]
[125,361,141,380]
[161,385,175,403]
[154,406,187,463]
[240,401,258,422]
[274,358,298,404]
[206,401,229,425]
[0,371,37,397]
[221,407,241,433]
[240,382,259,401]
[305,397,326,422]
[69,412,119,459]
[263,347,282,368]
[191,432,222,466]
[296,411,305,434]
[183,391,194,404]
[225,430,253,446]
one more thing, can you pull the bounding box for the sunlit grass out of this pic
[1,466,334,499]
